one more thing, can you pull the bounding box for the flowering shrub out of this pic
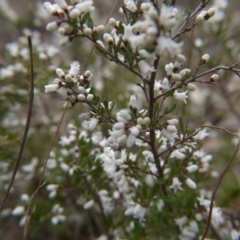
[1,0,240,239]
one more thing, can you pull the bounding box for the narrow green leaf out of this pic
[164,104,176,115]
[81,12,90,24]
[118,22,124,34]
[116,35,123,53]
[164,89,175,97]
[103,99,108,109]
[179,116,185,134]
[183,9,190,20]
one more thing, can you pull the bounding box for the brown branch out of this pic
[0,35,34,213]
[200,125,240,240]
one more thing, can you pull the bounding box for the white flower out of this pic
[159,5,178,30]
[167,118,178,125]
[56,68,65,78]
[75,1,94,14]
[138,60,155,79]
[161,128,178,142]
[126,134,136,148]
[44,83,60,93]
[129,95,139,109]
[171,149,186,160]
[193,128,209,140]
[174,215,188,228]
[173,90,188,104]
[123,24,133,42]
[85,118,99,131]
[124,0,137,13]
[156,37,183,58]
[116,109,131,123]
[54,0,68,10]
[133,203,146,220]
[69,61,80,82]
[169,177,183,193]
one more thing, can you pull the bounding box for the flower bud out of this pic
[95,24,105,34]
[207,8,216,17]
[56,68,65,78]
[196,14,204,23]
[186,165,198,173]
[59,36,70,46]
[210,74,219,82]
[185,178,197,189]
[69,8,80,19]
[201,54,210,63]
[83,27,92,36]
[86,94,94,102]
[187,83,196,91]
[46,21,58,31]
[77,94,85,101]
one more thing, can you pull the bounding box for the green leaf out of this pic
[95,44,106,54]
[179,116,185,134]
[103,99,108,109]
[164,89,175,97]
[164,104,176,115]
[118,22,124,35]
[201,0,210,5]
[92,96,100,106]
[81,12,90,25]
[116,35,123,53]
[183,9,190,20]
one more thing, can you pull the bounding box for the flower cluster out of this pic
[2,0,240,239]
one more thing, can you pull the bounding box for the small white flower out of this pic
[69,61,80,82]
[156,37,183,58]
[86,118,99,131]
[133,203,146,220]
[159,5,178,30]
[173,90,188,104]
[174,215,188,228]
[167,118,178,125]
[161,128,178,142]
[124,0,137,13]
[169,177,183,193]
[126,134,136,148]
[165,63,174,76]
[44,83,60,93]
[129,95,139,109]
[138,60,155,80]
[55,0,68,10]
[56,68,65,78]
[193,128,209,140]
[75,1,94,14]
[171,149,186,160]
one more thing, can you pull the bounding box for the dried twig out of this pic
[200,125,240,240]
[0,35,34,213]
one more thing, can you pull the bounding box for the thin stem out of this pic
[200,125,240,240]
[0,35,34,213]
[23,102,69,240]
